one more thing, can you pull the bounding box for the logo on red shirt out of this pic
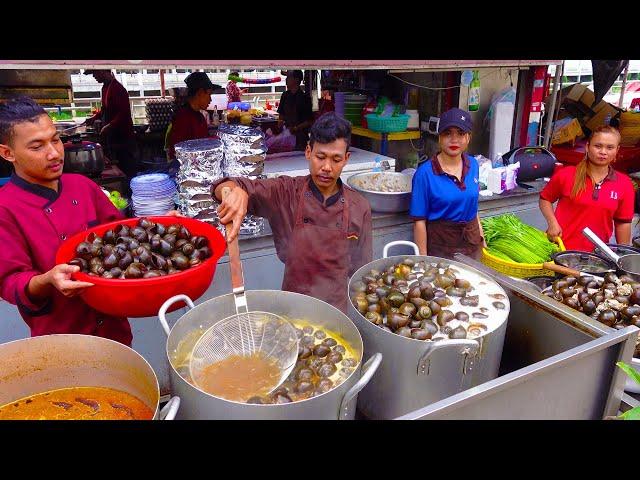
[611,191,618,200]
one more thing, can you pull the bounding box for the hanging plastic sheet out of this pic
[592,60,629,105]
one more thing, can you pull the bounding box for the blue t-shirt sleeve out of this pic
[409,165,429,219]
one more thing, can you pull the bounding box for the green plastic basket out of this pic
[365,114,410,133]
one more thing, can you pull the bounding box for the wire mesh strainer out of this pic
[189,311,299,397]
[189,187,299,399]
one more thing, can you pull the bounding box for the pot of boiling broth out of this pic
[158,291,382,420]
[0,334,179,420]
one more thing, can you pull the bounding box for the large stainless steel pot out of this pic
[158,291,382,420]
[0,334,179,420]
[347,241,510,419]
[347,171,411,213]
[63,139,105,175]
[583,227,640,282]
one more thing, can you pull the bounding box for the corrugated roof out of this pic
[0,60,563,70]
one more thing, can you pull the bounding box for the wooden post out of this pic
[543,61,563,149]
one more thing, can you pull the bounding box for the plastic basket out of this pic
[227,101,251,111]
[621,111,640,126]
[481,237,566,278]
[365,114,410,133]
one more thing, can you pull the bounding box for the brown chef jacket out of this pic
[212,175,372,312]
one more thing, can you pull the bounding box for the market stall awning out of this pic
[0,60,563,70]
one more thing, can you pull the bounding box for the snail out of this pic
[70,217,213,279]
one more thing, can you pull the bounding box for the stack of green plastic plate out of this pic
[343,94,367,126]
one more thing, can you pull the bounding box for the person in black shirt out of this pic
[277,70,313,150]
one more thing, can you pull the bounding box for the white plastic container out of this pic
[487,167,507,194]
[505,162,520,190]
[207,94,228,111]
[406,109,419,130]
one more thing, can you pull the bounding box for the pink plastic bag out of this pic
[265,127,296,153]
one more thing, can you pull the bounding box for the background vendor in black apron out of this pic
[409,108,486,260]
[84,69,137,183]
[277,70,314,151]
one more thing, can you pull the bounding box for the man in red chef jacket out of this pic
[0,97,178,346]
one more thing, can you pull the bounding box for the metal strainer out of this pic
[189,187,299,398]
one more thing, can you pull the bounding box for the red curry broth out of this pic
[0,386,154,420]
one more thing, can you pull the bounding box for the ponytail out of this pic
[570,156,589,199]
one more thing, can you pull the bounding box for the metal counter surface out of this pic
[264,147,396,180]
[0,177,548,397]
[396,256,637,420]
[230,178,548,245]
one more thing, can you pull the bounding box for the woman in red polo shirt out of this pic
[539,125,635,252]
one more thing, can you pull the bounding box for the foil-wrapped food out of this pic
[213,174,267,236]
[175,139,224,226]
[217,124,266,236]
[175,138,224,181]
[218,124,267,178]
[175,131,266,236]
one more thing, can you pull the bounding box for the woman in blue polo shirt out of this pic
[410,107,485,260]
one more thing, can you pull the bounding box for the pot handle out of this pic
[582,227,620,263]
[158,396,181,421]
[158,295,195,337]
[383,241,419,258]
[338,352,382,420]
[417,339,480,376]
[542,262,581,277]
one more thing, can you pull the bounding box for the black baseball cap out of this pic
[438,107,473,134]
[285,70,304,82]
[83,69,108,75]
[184,72,221,91]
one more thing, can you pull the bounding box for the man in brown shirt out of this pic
[212,112,372,312]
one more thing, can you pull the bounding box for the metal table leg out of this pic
[381,133,388,156]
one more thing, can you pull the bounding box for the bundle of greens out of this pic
[108,190,128,210]
[481,214,560,264]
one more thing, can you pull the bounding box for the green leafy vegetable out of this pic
[616,362,640,420]
[617,361,640,385]
[108,191,128,210]
[482,213,560,264]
